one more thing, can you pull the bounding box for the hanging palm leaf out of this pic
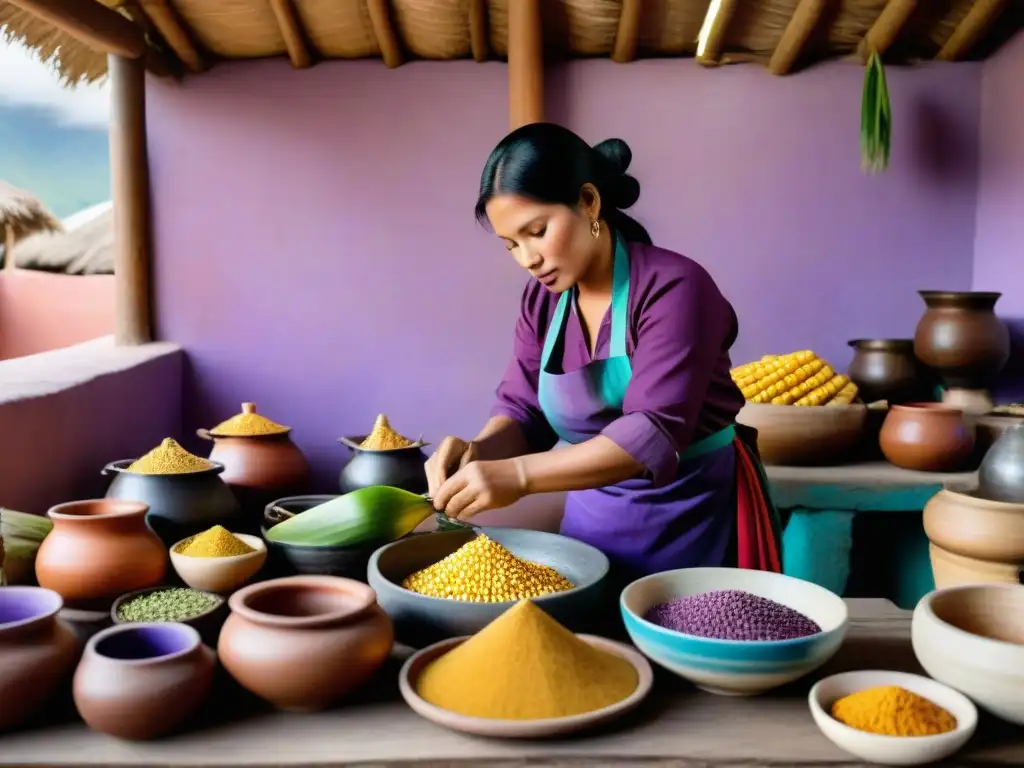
[860,51,891,173]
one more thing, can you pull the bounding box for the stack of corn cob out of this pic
[0,508,53,585]
[731,351,860,406]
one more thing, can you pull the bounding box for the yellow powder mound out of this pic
[415,600,638,720]
[359,414,414,450]
[210,402,289,437]
[175,525,255,558]
[128,438,214,475]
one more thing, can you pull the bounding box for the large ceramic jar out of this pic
[879,404,974,472]
[847,339,925,404]
[35,500,166,605]
[913,291,1010,389]
[73,622,214,740]
[977,424,1024,504]
[218,575,394,712]
[0,587,79,732]
[103,459,242,546]
[338,436,429,494]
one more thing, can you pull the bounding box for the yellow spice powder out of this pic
[831,686,957,737]
[128,438,214,475]
[175,525,255,558]
[359,414,414,450]
[402,534,574,602]
[210,402,289,437]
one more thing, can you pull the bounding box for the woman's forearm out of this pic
[514,436,644,495]
[470,416,533,461]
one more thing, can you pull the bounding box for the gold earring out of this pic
[591,220,601,238]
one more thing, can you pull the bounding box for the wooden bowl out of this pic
[399,634,652,738]
[736,402,868,466]
[169,533,267,594]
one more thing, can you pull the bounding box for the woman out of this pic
[426,123,781,579]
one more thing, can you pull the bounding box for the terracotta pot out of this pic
[218,575,394,712]
[923,489,1024,564]
[913,291,1011,389]
[103,459,242,546]
[735,402,867,466]
[35,500,167,606]
[879,403,975,472]
[338,436,429,494]
[847,339,925,404]
[74,622,214,740]
[929,544,1022,589]
[0,587,80,732]
[977,424,1024,504]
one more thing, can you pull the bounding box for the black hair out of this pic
[474,123,652,246]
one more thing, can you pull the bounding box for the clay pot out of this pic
[879,404,975,472]
[735,402,868,466]
[847,339,926,404]
[35,500,167,606]
[218,575,394,712]
[338,436,429,494]
[978,424,1024,504]
[913,291,1011,389]
[73,622,214,740]
[0,587,80,732]
[924,489,1024,566]
[103,459,242,546]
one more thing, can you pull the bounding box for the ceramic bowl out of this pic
[912,584,1024,725]
[808,670,977,766]
[620,567,848,696]
[111,586,228,647]
[262,495,380,580]
[736,402,868,466]
[399,634,652,738]
[368,527,609,648]
[169,533,267,593]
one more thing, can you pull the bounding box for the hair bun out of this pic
[593,138,632,174]
[593,138,639,209]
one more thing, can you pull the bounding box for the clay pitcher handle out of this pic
[197,428,215,441]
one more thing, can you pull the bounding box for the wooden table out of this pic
[767,462,977,608]
[1,599,1020,767]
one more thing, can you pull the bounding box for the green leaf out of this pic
[860,51,891,174]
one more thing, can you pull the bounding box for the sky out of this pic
[0,40,109,128]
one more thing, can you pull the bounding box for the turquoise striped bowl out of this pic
[620,568,848,696]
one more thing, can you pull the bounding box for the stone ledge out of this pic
[0,336,183,403]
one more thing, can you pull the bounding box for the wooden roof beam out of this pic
[937,0,1007,61]
[367,0,403,68]
[508,0,543,129]
[768,0,827,75]
[141,0,205,72]
[696,0,740,66]
[269,0,312,68]
[6,0,147,59]
[469,0,488,61]
[857,0,917,61]
[611,0,643,63]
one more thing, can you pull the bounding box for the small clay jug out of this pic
[978,424,1024,504]
[199,402,313,523]
[879,403,975,472]
[73,622,214,740]
[218,575,394,712]
[35,500,167,606]
[0,587,80,732]
[847,339,925,404]
[913,291,1011,389]
[338,436,429,494]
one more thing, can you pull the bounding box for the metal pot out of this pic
[337,436,429,494]
[977,424,1024,504]
[102,459,242,546]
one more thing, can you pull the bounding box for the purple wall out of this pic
[975,32,1024,398]
[147,58,983,487]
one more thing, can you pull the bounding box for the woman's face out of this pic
[485,193,599,293]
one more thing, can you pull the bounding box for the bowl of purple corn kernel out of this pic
[620,568,848,696]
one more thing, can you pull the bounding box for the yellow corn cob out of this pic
[794,373,850,406]
[752,359,825,403]
[826,381,860,406]
[731,350,815,380]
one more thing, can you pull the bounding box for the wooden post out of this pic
[507,0,543,130]
[108,54,153,346]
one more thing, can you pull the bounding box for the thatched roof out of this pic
[5,206,113,274]
[1,0,1020,86]
[0,181,62,254]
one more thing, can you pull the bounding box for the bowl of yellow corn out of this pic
[368,527,609,648]
[731,350,869,466]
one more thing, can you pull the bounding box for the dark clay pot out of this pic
[913,291,1010,389]
[879,403,975,472]
[977,424,1024,504]
[337,436,429,495]
[847,339,925,404]
[103,460,242,547]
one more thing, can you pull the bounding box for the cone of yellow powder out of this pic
[414,600,639,720]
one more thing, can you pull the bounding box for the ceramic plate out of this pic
[399,634,653,739]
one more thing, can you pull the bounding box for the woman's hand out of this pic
[432,458,528,520]
[425,436,478,498]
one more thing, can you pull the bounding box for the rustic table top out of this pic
[1,598,1020,767]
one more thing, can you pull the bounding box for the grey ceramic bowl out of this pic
[367,527,610,648]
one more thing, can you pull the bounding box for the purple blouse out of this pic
[490,241,745,487]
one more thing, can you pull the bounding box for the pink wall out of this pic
[146,58,982,488]
[974,31,1024,398]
